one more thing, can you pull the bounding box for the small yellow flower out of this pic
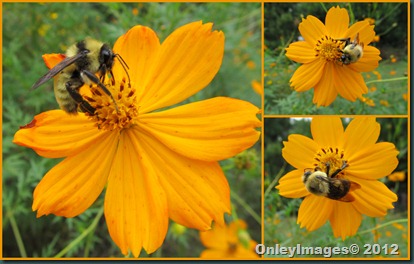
[390,55,397,63]
[388,171,406,182]
[199,220,259,259]
[393,223,405,231]
[380,100,389,107]
[360,96,375,107]
[403,93,408,101]
[390,70,396,76]
[251,80,262,95]
[373,70,382,80]
[50,12,58,20]
[286,6,381,106]
[276,117,398,239]
[13,22,261,257]
[247,60,256,69]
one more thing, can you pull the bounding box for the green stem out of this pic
[358,218,408,236]
[54,207,104,258]
[230,190,260,225]
[264,163,286,198]
[365,77,408,85]
[7,209,27,257]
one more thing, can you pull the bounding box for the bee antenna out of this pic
[115,54,131,87]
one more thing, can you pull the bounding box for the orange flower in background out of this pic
[388,171,406,182]
[285,6,381,106]
[276,117,398,239]
[13,22,261,257]
[200,219,259,259]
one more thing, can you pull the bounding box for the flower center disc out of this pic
[84,78,138,131]
[313,147,347,178]
[315,35,344,62]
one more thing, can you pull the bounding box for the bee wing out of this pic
[338,181,361,202]
[349,181,361,191]
[338,192,356,202]
[31,51,87,90]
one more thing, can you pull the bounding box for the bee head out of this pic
[98,44,115,75]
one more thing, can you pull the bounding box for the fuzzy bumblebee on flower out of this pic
[13,21,261,257]
[285,6,381,107]
[276,117,399,239]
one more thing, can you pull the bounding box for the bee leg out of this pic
[330,161,349,178]
[82,70,119,113]
[336,37,351,46]
[65,82,95,115]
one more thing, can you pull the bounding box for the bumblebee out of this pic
[302,161,360,202]
[32,38,129,114]
[337,33,364,65]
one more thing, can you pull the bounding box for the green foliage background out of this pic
[264,3,408,114]
[3,2,261,258]
[264,117,408,258]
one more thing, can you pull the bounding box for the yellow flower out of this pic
[13,22,261,257]
[199,219,259,259]
[388,171,406,182]
[285,6,381,106]
[380,100,390,107]
[251,80,262,95]
[276,117,398,239]
[360,96,375,107]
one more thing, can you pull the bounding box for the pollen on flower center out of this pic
[313,147,348,178]
[314,35,344,62]
[84,78,139,131]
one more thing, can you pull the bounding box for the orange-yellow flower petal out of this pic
[138,21,224,113]
[282,134,319,169]
[139,97,261,162]
[346,21,375,45]
[334,66,368,101]
[325,6,349,38]
[349,177,397,217]
[329,202,362,240]
[297,195,333,231]
[311,117,344,148]
[276,170,308,198]
[289,61,325,92]
[346,142,399,180]
[112,25,161,93]
[129,127,230,230]
[32,132,119,217]
[285,41,316,64]
[312,63,338,107]
[343,117,379,154]
[13,110,107,158]
[42,53,66,69]
[299,15,327,46]
[104,129,168,257]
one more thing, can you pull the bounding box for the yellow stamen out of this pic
[84,78,139,131]
[314,35,344,62]
[313,147,347,178]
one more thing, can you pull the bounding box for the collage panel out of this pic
[263,117,408,258]
[264,2,408,115]
[3,2,262,258]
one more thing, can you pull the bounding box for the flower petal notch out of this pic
[286,6,381,107]
[13,21,261,257]
[276,117,399,239]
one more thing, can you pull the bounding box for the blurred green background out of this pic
[264,3,408,114]
[2,2,261,257]
[264,117,408,258]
